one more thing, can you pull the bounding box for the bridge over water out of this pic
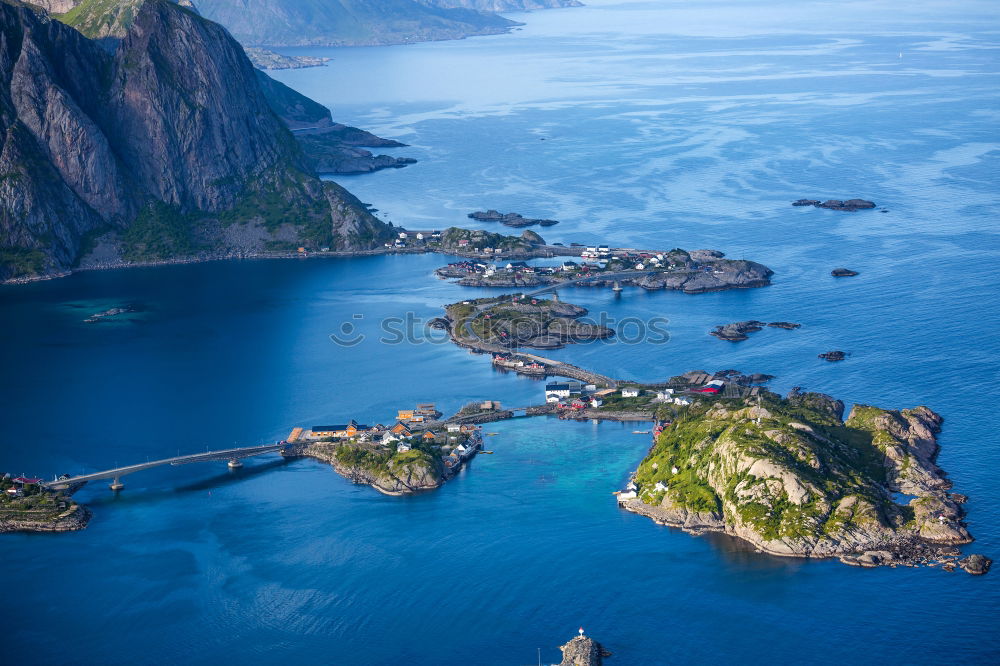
[42,442,295,492]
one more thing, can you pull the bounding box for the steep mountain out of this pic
[0,0,393,279]
[193,0,517,47]
[48,0,418,174]
[421,0,581,10]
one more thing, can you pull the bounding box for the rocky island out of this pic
[84,304,140,323]
[711,321,801,342]
[444,297,613,350]
[436,247,773,294]
[832,268,860,277]
[299,411,485,495]
[468,210,559,228]
[559,629,611,666]
[0,476,89,533]
[793,199,877,211]
[619,389,990,573]
[819,350,847,361]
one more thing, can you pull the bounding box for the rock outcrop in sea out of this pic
[558,630,611,666]
[620,389,989,573]
[468,210,559,227]
[793,199,876,211]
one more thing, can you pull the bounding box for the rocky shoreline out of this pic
[305,448,444,496]
[618,391,991,574]
[619,498,987,572]
[0,504,91,534]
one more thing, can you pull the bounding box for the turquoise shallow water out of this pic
[3,0,1000,663]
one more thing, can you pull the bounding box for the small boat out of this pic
[478,450,495,455]
[487,432,500,436]
[632,430,650,434]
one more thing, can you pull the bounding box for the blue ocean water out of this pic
[2,0,999,663]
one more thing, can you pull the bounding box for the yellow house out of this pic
[311,420,367,439]
[397,410,415,421]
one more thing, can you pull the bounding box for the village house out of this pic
[309,420,368,439]
[390,422,413,437]
[546,383,572,402]
[396,441,411,452]
[447,424,461,433]
[621,388,642,398]
[655,389,675,401]
[673,397,691,406]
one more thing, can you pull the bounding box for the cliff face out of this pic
[622,390,979,569]
[0,0,393,279]
[194,0,517,47]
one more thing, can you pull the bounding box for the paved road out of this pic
[42,443,291,489]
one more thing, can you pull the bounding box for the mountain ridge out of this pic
[0,0,393,279]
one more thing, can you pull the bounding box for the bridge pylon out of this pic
[612,280,622,292]
[109,477,124,492]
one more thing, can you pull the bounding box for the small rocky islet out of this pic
[832,268,860,277]
[793,198,877,211]
[83,304,140,323]
[618,388,991,574]
[710,320,801,342]
[467,209,559,228]
[445,297,613,350]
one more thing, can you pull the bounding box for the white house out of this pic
[621,388,641,398]
[398,232,408,239]
[546,383,572,401]
[397,442,412,452]
[415,232,425,240]
[673,397,691,406]
[655,481,669,492]
[447,424,461,433]
[618,490,637,501]
[655,389,675,401]
[589,398,603,408]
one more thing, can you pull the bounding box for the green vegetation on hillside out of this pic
[0,247,47,277]
[121,201,199,261]
[631,392,909,542]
